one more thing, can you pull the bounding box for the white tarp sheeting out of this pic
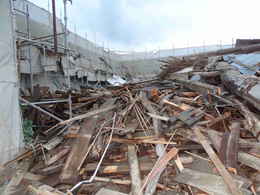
[0,0,23,164]
[107,75,126,86]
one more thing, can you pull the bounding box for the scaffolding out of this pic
[13,0,72,119]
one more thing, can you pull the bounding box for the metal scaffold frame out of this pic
[63,0,72,119]
[13,0,72,121]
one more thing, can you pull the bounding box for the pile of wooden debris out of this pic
[1,54,260,195]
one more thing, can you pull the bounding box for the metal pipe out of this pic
[43,45,46,68]
[26,4,33,95]
[20,97,63,122]
[21,99,68,106]
[63,0,72,119]
[32,32,65,41]
[17,36,75,52]
[15,30,28,36]
[13,8,27,15]
[51,0,58,53]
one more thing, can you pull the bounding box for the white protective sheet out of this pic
[0,0,23,164]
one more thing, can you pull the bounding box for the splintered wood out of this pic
[7,53,260,194]
[60,117,97,182]
[194,126,243,195]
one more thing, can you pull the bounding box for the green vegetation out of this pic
[22,119,34,144]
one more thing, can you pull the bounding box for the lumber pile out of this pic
[2,54,260,195]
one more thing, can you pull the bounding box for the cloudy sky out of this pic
[29,0,260,51]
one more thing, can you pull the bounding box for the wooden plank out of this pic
[173,78,222,95]
[235,100,260,141]
[208,129,260,171]
[143,148,179,195]
[95,188,127,195]
[219,62,260,111]
[127,134,142,195]
[37,164,63,176]
[140,92,166,195]
[46,147,70,166]
[194,126,243,195]
[27,185,65,195]
[59,105,116,125]
[84,161,155,174]
[112,137,177,145]
[174,168,251,195]
[3,160,31,195]
[77,99,116,170]
[59,116,98,182]
[226,122,240,169]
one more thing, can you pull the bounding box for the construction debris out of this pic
[2,52,260,195]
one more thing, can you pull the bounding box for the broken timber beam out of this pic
[207,129,260,171]
[217,62,260,111]
[59,105,116,125]
[127,134,143,195]
[173,78,222,95]
[140,92,165,195]
[235,99,260,141]
[60,116,98,183]
[174,168,252,195]
[193,126,243,195]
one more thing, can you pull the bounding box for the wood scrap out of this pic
[219,122,240,169]
[60,116,98,183]
[174,168,251,195]
[193,126,243,195]
[15,53,260,195]
[142,147,178,195]
[127,134,143,195]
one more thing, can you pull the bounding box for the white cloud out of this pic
[29,0,260,51]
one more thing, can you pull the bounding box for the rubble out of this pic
[2,52,260,195]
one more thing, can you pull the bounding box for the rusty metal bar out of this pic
[52,0,58,53]
[20,97,63,122]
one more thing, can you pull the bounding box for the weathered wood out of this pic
[24,172,46,181]
[3,145,41,166]
[27,185,65,195]
[37,164,63,176]
[194,126,243,195]
[173,78,222,95]
[95,188,127,195]
[59,105,116,125]
[46,147,70,166]
[127,134,143,195]
[140,92,166,195]
[143,148,179,195]
[94,177,170,190]
[84,161,154,174]
[77,99,116,170]
[208,129,260,171]
[112,137,177,145]
[178,127,260,150]
[83,156,191,175]
[216,61,260,111]
[235,100,260,141]
[220,122,240,169]
[174,168,251,195]
[60,117,98,182]
[238,152,260,171]
[3,160,31,195]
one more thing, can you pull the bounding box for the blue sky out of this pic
[29,0,260,51]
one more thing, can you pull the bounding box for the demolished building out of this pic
[1,0,260,194]
[15,0,118,93]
